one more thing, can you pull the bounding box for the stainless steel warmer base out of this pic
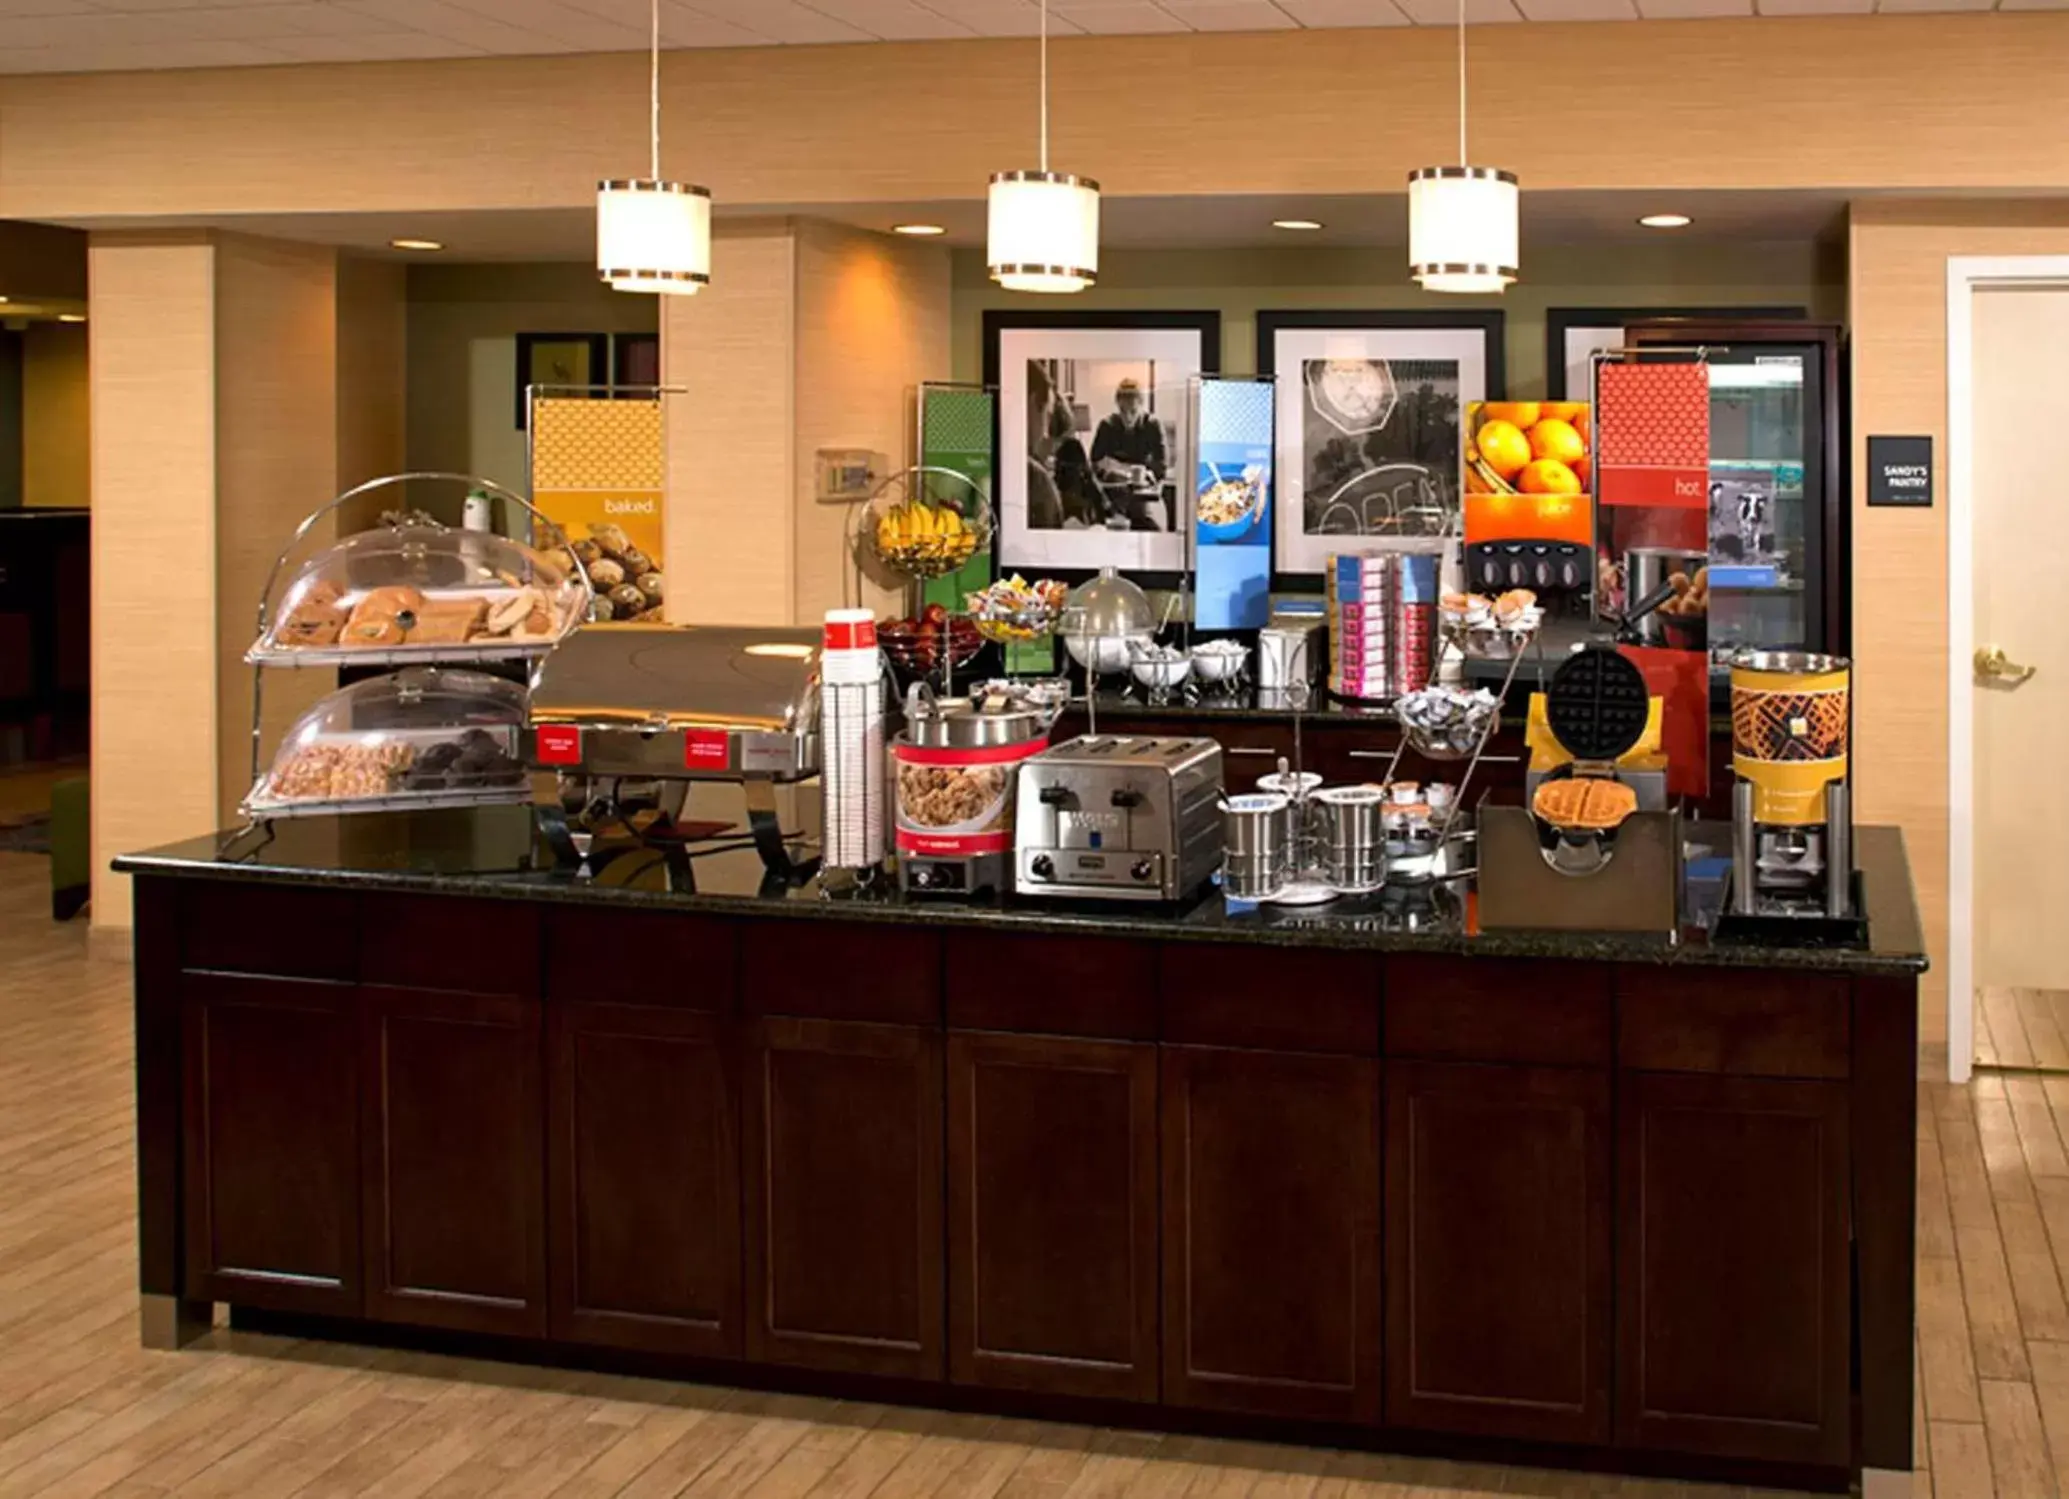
[1477,806,1681,937]
[899,851,1010,898]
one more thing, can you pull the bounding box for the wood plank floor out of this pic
[0,850,2005,1497]
[1975,988,2069,1073]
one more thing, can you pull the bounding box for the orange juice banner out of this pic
[530,395,666,623]
[1595,362,1709,510]
[1462,400,1593,547]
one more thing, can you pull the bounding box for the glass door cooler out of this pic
[1626,320,1848,671]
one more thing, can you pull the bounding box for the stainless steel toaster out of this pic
[1014,735,1224,903]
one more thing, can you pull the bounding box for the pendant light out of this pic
[1407,0,1517,294]
[987,0,1099,294]
[596,0,710,295]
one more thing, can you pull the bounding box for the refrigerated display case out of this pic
[1625,321,1847,670]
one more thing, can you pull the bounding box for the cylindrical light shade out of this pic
[597,179,711,295]
[1407,167,1518,294]
[987,171,1100,294]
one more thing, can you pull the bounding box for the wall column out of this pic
[663,219,950,628]
[89,230,342,932]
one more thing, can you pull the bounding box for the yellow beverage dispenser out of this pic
[1726,650,1855,922]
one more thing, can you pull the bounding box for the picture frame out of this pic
[1257,309,1505,586]
[612,332,661,393]
[983,308,1222,584]
[515,332,609,428]
[1544,306,1807,401]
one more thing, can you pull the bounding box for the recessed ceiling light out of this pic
[58,314,86,323]
[892,224,946,237]
[1272,219,1325,232]
[390,237,444,251]
[1638,214,1692,229]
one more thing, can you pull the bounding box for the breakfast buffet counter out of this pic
[117,809,1924,1492]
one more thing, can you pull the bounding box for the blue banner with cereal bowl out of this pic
[1194,378,1275,630]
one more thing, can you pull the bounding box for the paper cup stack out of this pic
[820,609,885,871]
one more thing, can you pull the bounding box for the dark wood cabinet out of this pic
[743,1016,944,1378]
[1161,1044,1380,1423]
[1385,1060,1611,1445]
[1616,1070,1851,1466]
[547,1000,741,1357]
[946,1032,1158,1401]
[181,972,361,1315]
[360,985,547,1336]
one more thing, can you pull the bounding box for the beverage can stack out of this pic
[1326,553,1395,703]
[820,608,886,871]
[1389,553,1440,698]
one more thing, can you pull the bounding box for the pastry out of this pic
[618,545,652,576]
[1533,777,1639,832]
[276,604,345,648]
[268,740,417,801]
[348,586,425,626]
[637,571,664,602]
[572,539,603,566]
[402,597,486,646]
[591,595,617,622]
[588,558,626,589]
[590,523,631,558]
[483,589,538,637]
[287,579,343,612]
[340,617,405,648]
[609,583,646,616]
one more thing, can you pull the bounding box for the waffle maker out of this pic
[1478,644,1681,936]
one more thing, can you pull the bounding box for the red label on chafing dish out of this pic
[684,730,731,770]
[535,725,582,766]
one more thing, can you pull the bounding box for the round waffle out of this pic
[1546,647,1650,764]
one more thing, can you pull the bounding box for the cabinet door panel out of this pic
[362,986,546,1336]
[744,1017,944,1377]
[182,973,360,1314]
[1161,1045,1380,1423]
[549,1000,741,1357]
[1385,1061,1610,1444]
[1616,1071,1850,1465]
[948,1033,1157,1401]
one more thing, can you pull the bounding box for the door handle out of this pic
[1975,645,2038,685]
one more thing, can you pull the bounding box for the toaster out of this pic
[1014,735,1225,903]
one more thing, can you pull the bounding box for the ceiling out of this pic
[102,188,1853,260]
[0,0,2056,74]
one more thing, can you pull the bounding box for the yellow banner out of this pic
[531,395,665,623]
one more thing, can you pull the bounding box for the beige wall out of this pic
[89,234,218,928]
[6,16,2069,223]
[795,221,951,622]
[21,322,89,509]
[336,255,406,527]
[665,227,797,627]
[661,221,951,628]
[212,234,338,823]
[951,242,1845,395]
[404,262,657,507]
[1849,200,2069,1044]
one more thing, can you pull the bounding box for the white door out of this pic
[1969,283,2069,1068]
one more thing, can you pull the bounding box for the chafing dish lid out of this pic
[527,623,821,733]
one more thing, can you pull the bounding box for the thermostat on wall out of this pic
[817,449,886,504]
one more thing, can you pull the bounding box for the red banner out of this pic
[1597,362,1709,509]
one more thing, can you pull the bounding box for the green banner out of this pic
[919,386,995,614]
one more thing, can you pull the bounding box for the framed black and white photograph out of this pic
[1258,310,1503,584]
[983,309,1221,579]
[1545,306,1807,400]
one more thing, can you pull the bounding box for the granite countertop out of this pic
[115,807,1929,977]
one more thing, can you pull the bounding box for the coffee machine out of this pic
[1722,650,1861,935]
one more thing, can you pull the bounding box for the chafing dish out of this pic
[525,623,823,882]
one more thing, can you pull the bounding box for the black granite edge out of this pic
[111,848,1929,977]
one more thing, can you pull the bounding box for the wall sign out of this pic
[1191,377,1275,631]
[1867,435,1933,507]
